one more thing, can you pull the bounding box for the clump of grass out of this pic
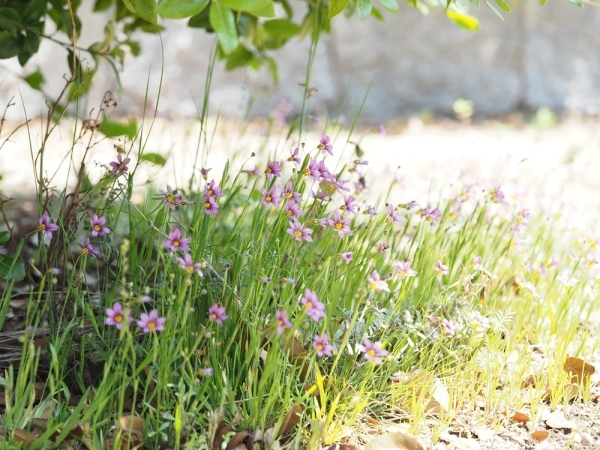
[1,35,599,450]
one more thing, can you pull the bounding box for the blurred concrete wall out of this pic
[0,0,599,121]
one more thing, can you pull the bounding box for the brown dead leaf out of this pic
[226,432,249,450]
[282,333,309,381]
[530,430,550,442]
[545,410,576,430]
[13,428,39,444]
[117,415,145,448]
[214,425,233,449]
[511,411,530,423]
[276,404,302,438]
[564,357,595,384]
[325,443,360,450]
[366,432,424,450]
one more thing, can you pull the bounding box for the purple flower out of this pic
[109,154,130,176]
[178,254,203,277]
[302,159,321,181]
[300,289,326,322]
[435,260,450,276]
[341,195,358,215]
[199,167,212,180]
[357,339,388,365]
[202,195,219,215]
[275,310,292,335]
[242,166,260,177]
[515,208,531,232]
[265,161,282,179]
[159,185,182,211]
[284,201,302,217]
[340,252,353,262]
[365,205,378,216]
[261,186,281,208]
[205,180,223,198]
[395,261,418,279]
[317,160,334,181]
[327,211,352,238]
[37,212,59,239]
[376,241,390,255]
[288,147,301,165]
[491,185,507,205]
[105,302,132,329]
[164,228,190,253]
[368,271,389,293]
[441,319,456,336]
[286,219,313,243]
[281,180,302,202]
[90,215,110,236]
[81,238,101,257]
[378,123,387,136]
[198,367,214,377]
[137,309,166,333]
[328,178,350,193]
[386,205,402,224]
[317,133,333,156]
[421,205,442,226]
[208,303,228,325]
[312,333,333,357]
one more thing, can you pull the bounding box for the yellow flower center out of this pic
[37,224,46,231]
[211,313,217,320]
[266,168,272,173]
[367,349,376,357]
[304,301,313,310]
[186,266,194,274]
[167,195,174,203]
[173,240,180,247]
[94,225,101,231]
[317,344,323,351]
[370,282,377,290]
[148,321,156,331]
[81,248,89,256]
[400,270,407,276]
[285,210,293,216]
[115,315,123,323]
[294,230,302,237]
[317,143,325,150]
[286,192,292,199]
[266,195,272,202]
[208,189,213,196]
[277,319,283,326]
[204,202,211,208]
[302,169,310,176]
[335,223,342,230]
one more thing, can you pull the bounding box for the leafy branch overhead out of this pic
[0,0,585,89]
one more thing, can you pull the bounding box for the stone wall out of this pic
[0,0,599,122]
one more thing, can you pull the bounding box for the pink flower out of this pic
[435,260,450,276]
[441,319,456,336]
[284,201,302,217]
[109,154,130,176]
[421,204,442,226]
[159,185,182,210]
[137,309,166,333]
[327,211,352,238]
[37,212,59,239]
[105,302,132,329]
[312,333,333,357]
[178,254,203,277]
[288,147,301,165]
[341,195,358,215]
[395,261,418,279]
[275,310,292,335]
[376,241,390,255]
[281,180,302,202]
[317,133,333,156]
[491,185,507,205]
[368,271,389,293]
[202,195,219,215]
[199,367,214,376]
[386,204,402,224]
[340,252,353,262]
[208,303,228,325]
[90,215,110,236]
[265,161,282,179]
[81,238,101,257]
[199,167,211,180]
[261,186,281,208]
[357,338,388,365]
[300,289,326,322]
[287,219,313,243]
[164,228,190,253]
[205,180,223,198]
[302,159,321,181]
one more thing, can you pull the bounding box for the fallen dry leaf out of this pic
[564,357,595,384]
[13,428,39,444]
[365,432,424,450]
[226,431,249,450]
[276,404,302,438]
[511,411,530,423]
[325,443,360,450]
[545,410,576,430]
[530,430,550,442]
[406,370,450,416]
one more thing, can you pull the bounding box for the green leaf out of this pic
[371,5,384,19]
[357,0,373,20]
[24,68,44,90]
[329,0,350,18]
[0,33,20,59]
[188,8,212,29]
[0,231,10,246]
[139,152,167,166]
[485,0,504,19]
[99,120,138,139]
[157,0,209,18]
[567,0,582,5]
[447,9,480,30]
[0,253,25,281]
[0,8,22,31]
[225,44,254,69]
[122,0,157,23]
[379,0,399,12]
[248,2,275,17]
[23,0,46,24]
[538,0,547,3]
[94,0,114,11]
[263,19,301,38]
[219,0,272,13]
[209,2,237,55]
[495,0,510,12]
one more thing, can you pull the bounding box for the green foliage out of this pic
[99,119,138,139]
[0,253,25,281]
